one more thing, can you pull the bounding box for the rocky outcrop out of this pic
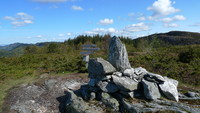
[109,36,131,72]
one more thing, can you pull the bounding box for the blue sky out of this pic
[0,0,200,44]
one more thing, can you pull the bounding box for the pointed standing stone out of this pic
[109,36,131,72]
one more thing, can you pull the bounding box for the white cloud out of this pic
[138,17,146,21]
[164,23,179,27]
[98,18,114,25]
[85,23,150,36]
[173,15,186,21]
[71,5,83,11]
[67,32,72,36]
[24,20,34,24]
[85,28,117,35]
[107,28,116,33]
[147,0,180,17]
[3,12,34,27]
[58,34,65,37]
[160,15,186,23]
[4,16,16,21]
[36,35,43,38]
[123,22,150,32]
[31,0,67,3]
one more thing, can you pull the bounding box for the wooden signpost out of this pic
[80,44,100,68]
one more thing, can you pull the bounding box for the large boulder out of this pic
[142,79,160,100]
[97,81,119,93]
[88,58,116,79]
[112,76,138,91]
[159,77,179,102]
[108,36,131,72]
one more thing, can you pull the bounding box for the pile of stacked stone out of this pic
[85,36,179,102]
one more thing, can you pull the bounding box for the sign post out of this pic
[80,44,100,68]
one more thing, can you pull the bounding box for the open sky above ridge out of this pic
[0,0,200,44]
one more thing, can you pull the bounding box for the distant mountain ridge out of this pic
[0,43,30,51]
[134,31,200,46]
[0,42,60,57]
[0,42,57,51]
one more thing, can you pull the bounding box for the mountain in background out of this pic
[0,42,56,51]
[134,31,200,46]
[0,43,30,51]
[0,42,59,57]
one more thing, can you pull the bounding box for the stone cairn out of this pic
[66,36,179,112]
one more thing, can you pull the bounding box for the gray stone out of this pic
[142,79,161,100]
[120,90,134,98]
[113,72,122,77]
[11,100,48,113]
[66,90,102,113]
[108,36,131,72]
[121,99,192,113]
[185,91,199,98]
[44,79,57,90]
[88,79,98,87]
[134,67,147,76]
[97,81,119,93]
[145,72,165,83]
[164,76,178,87]
[102,75,112,81]
[88,58,116,79]
[80,85,91,100]
[123,68,136,78]
[90,92,96,100]
[134,67,148,81]
[101,92,119,111]
[121,99,157,113]
[112,76,138,91]
[62,80,82,90]
[159,77,179,102]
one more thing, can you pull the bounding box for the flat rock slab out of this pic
[112,75,138,91]
[88,58,116,79]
